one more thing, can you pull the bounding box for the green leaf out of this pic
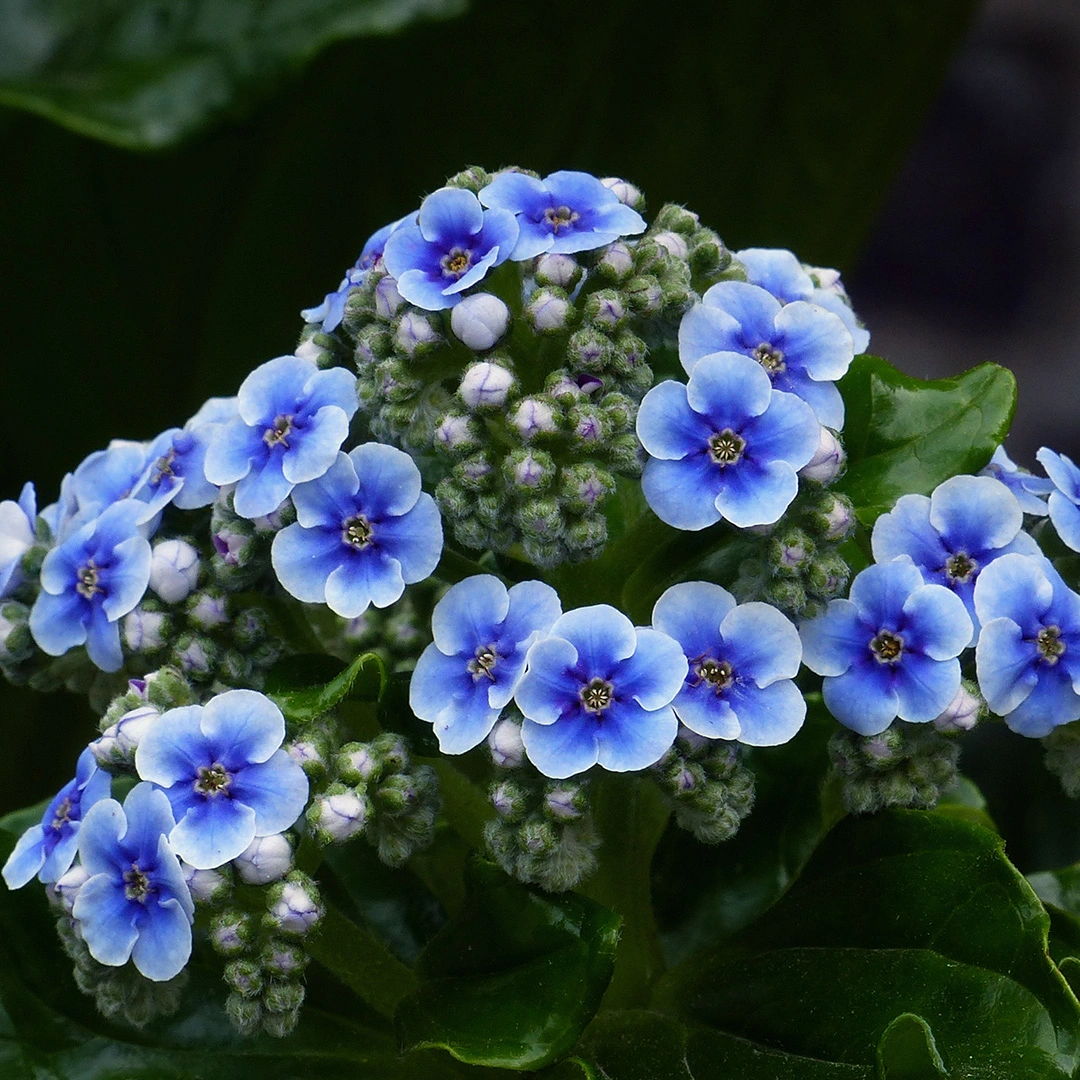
[656,811,1080,1077]
[0,0,468,150]
[876,1014,947,1079]
[836,357,1017,523]
[396,859,620,1071]
[265,650,387,722]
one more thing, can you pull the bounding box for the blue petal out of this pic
[721,602,802,685]
[290,452,356,530]
[203,418,262,486]
[672,687,741,740]
[237,356,312,426]
[100,534,152,621]
[229,750,308,835]
[1049,492,1080,553]
[302,365,359,417]
[502,580,563,651]
[616,628,688,710]
[737,248,812,300]
[73,873,139,967]
[521,714,599,779]
[678,304,741,373]
[595,700,678,772]
[120,783,180,865]
[474,207,519,268]
[636,381,713,460]
[171,797,257,870]
[509,219,555,261]
[812,291,870,354]
[410,645,490,745]
[135,706,207,788]
[871,494,946,570]
[1003,667,1080,737]
[800,599,867,677]
[700,281,781,344]
[77,799,126,877]
[686,352,773,426]
[823,662,900,735]
[351,442,422,518]
[202,690,285,769]
[443,245,500,297]
[281,406,350,486]
[271,524,342,604]
[783,376,845,429]
[973,552,1054,636]
[131,893,192,982]
[652,581,737,661]
[515,636,581,725]
[428,680,502,754]
[29,589,88,656]
[728,679,806,745]
[233,457,292,519]
[901,584,971,660]
[975,617,1039,715]
[742,390,820,468]
[39,830,80,884]
[929,475,1023,554]
[373,495,442,585]
[395,268,460,311]
[715,458,799,528]
[551,605,637,673]
[894,654,961,722]
[1038,447,1080,503]
[848,559,926,631]
[480,171,548,212]
[324,550,405,616]
[642,455,723,531]
[773,301,853,381]
[431,575,509,657]
[84,605,124,672]
[382,224,438,281]
[418,187,483,245]
[2,825,46,888]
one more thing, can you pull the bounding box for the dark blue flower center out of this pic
[263,414,294,449]
[342,515,373,549]
[467,645,499,682]
[580,677,614,714]
[195,762,232,797]
[76,562,102,600]
[945,551,977,584]
[708,429,745,466]
[1037,625,1066,664]
[691,656,734,694]
[870,630,904,664]
[441,247,473,279]
[123,864,153,903]
[544,205,579,233]
[753,342,786,374]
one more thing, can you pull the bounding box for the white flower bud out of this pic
[435,414,478,451]
[934,684,983,733]
[123,607,168,652]
[294,337,324,362]
[800,427,846,485]
[459,362,515,409]
[342,744,377,781]
[375,275,405,319]
[512,399,557,440]
[527,290,570,333]
[90,703,160,767]
[286,739,325,771]
[488,718,525,769]
[314,792,369,842]
[450,293,509,351]
[149,539,201,604]
[54,864,89,913]
[652,231,689,260]
[234,833,293,885]
[182,864,229,903]
[534,253,580,289]
[597,242,634,280]
[270,881,321,936]
[544,786,583,820]
[395,312,439,356]
[188,592,228,629]
[601,177,643,209]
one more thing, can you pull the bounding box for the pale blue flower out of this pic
[515,604,687,778]
[652,582,805,744]
[0,482,37,598]
[980,446,1052,516]
[974,552,1080,736]
[410,575,561,753]
[73,782,194,982]
[1037,447,1080,552]
[271,443,442,618]
[135,689,308,869]
[801,558,972,736]
[637,352,820,530]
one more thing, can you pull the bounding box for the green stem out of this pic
[580,773,671,1009]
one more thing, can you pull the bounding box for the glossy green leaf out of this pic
[836,357,1017,523]
[396,859,620,1071]
[876,1014,946,1079]
[0,0,468,150]
[656,811,1080,1078]
[265,650,387,722]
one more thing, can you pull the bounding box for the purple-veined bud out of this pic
[338,742,377,783]
[188,591,229,630]
[451,293,509,351]
[269,880,322,936]
[534,253,581,289]
[544,786,583,820]
[123,607,168,653]
[435,414,478,451]
[459,362,515,409]
[395,311,440,356]
[312,791,369,843]
[210,912,252,956]
[149,539,201,603]
[601,176,644,210]
[597,241,634,280]
[375,275,405,319]
[183,864,230,904]
[54,864,89,913]
[800,427,846,485]
[286,739,325,773]
[527,289,571,333]
[652,230,690,260]
[488,717,525,769]
[934,683,983,734]
[511,399,557,440]
[234,833,293,885]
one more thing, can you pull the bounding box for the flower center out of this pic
[945,551,978,584]
[708,429,746,466]
[580,677,615,715]
[123,865,153,903]
[1037,625,1066,664]
[753,342,786,374]
[870,629,904,664]
[466,645,499,682]
[544,205,579,233]
[263,414,293,449]
[342,515,373,548]
[194,762,232,797]
[441,247,473,279]
[692,657,734,694]
[76,562,101,600]
[51,796,74,831]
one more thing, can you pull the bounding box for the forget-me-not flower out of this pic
[1036,447,1080,552]
[515,604,688,778]
[0,482,37,598]
[2,748,111,889]
[871,474,1039,644]
[479,170,646,261]
[651,582,805,744]
[801,558,972,736]
[382,188,518,311]
[636,352,820,530]
[203,355,358,519]
[271,443,442,618]
[974,552,1080,736]
[736,247,870,354]
[72,782,194,982]
[410,575,561,753]
[980,446,1052,516]
[29,499,152,672]
[135,689,309,869]
[678,280,855,428]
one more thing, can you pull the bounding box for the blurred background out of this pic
[1,0,1077,866]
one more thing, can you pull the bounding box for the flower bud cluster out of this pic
[828,722,961,814]
[651,730,756,844]
[317,591,432,673]
[483,723,599,892]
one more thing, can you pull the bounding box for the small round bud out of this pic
[455,453,495,489]
[263,981,305,1015]
[560,464,614,513]
[809,493,856,542]
[491,778,530,820]
[311,790,369,843]
[625,276,663,314]
[234,833,293,885]
[446,165,492,191]
[210,911,254,956]
[187,590,229,630]
[212,526,253,569]
[526,288,571,334]
[171,634,215,680]
[434,414,479,452]
[596,242,634,281]
[511,398,558,440]
[534,253,582,289]
[514,497,563,541]
[268,877,322,937]
[90,704,159,768]
[374,275,405,319]
[800,427,846,485]
[54,864,89,913]
[933,682,984,734]
[183,864,230,904]
[149,539,201,604]
[459,362,515,409]
[336,741,378,784]
[451,292,510,350]
[568,406,605,445]
[285,738,326,776]
[653,204,699,234]
[226,992,262,1036]
[651,230,690,261]
[600,176,644,211]
[584,290,625,330]
[260,941,309,977]
[395,311,440,357]
[544,785,585,820]
[505,449,556,492]
[123,607,169,653]
[768,529,816,575]
[488,717,525,769]
[143,666,196,710]
[567,328,613,372]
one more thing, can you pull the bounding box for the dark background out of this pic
[1,0,1076,867]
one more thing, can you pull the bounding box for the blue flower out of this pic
[134,689,309,869]
[651,582,805,744]
[800,558,972,736]
[636,352,820,530]
[678,280,855,427]
[203,355,358,519]
[1036,447,1080,552]
[515,604,688,778]
[410,575,561,753]
[871,474,1040,644]
[2,748,111,889]
[271,443,442,617]
[736,247,870,354]
[72,782,194,982]
[479,170,646,261]
[29,499,152,672]
[974,552,1080,736]
[980,446,1052,516]
[382,188,518,311]
[302,216,412,332]
[0,482,37,598]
